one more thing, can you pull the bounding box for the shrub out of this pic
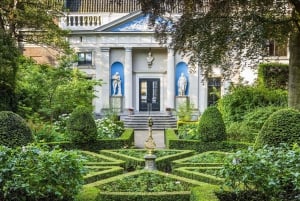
[177,122,198,140]
[0,145,86,201]
[255,108,300,148]
[198,106,226,142]
[257,63,289,90]
[33,124,67,143]
[220,145,300,201]
[243,106,284,131]
[226,122,257,143]
[0,111,33,148]
[176,101,194,121]
[95,117,124,139]
[66,106,97,144]
[218,85,287,125]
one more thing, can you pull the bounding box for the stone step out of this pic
[122,113,177,130]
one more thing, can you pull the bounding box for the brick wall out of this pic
[22,46,59,65]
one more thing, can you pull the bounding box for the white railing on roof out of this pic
[60,13,102,29]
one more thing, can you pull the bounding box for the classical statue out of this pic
[178,72,187,96]
[112,72,121,95]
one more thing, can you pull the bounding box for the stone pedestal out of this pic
[144,154,157,171]
[110,96,123,113]
[176,96,190,110]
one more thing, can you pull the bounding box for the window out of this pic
[78,52,92,65]
[207,77,221,106]
[267,40,287,57]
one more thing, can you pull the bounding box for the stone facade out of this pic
[22,0,289,117]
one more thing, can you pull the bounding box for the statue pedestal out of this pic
[176,96,190,110]
[110,96,123,113]
[144,154,157,171]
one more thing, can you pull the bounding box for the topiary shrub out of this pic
[66,106,97,144]
[255,108,300,148]
[0,111,33,147]
[198,106,226,142]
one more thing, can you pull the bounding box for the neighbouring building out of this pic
[22,0,289,118]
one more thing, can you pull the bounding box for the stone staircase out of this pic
[122,112,177,130]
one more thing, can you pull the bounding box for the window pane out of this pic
[85,52,92,64]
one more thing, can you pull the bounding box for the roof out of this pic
[65,0,141,13]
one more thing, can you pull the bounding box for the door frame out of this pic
[139,78,160,111]
[135,74,164,112]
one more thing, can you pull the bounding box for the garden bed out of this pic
[79,150,125,166]
[172,151,231,168]
[100,149,195,171]
[84,166,124,184]
[165,129,251,152]
[173,167,224,185]
[86,170,207,201]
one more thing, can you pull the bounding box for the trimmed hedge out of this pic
[42,128,134,151]
[80,150,125,166]
[76,185,220,201]
[84,166,124,184]
[0,111,33,148]
[255,108,300,148]
[257,62,289,90]
[198,106,226,142]
[190,185,219,201]
[97,191,191,201]
[165,129,251,152]
[172,151,231,168]
[173,167,224,185]
[100,149,194,171]
[86,170,206,201]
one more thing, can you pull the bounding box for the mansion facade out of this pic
[22,0,289,117]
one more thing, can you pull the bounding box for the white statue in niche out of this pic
[178,72,187,96]
[112,72,122,96]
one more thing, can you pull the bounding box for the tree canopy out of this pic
[0,0,69,52]
[138,0,300,110]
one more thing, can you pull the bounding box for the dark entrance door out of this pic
[139,78,160,111]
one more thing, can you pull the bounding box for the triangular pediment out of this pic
[95,11,154,32]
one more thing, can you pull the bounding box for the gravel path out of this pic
[134,129,165,149]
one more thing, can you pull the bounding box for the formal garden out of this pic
[0,60,300,201]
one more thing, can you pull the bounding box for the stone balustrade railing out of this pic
[60,13,102,29]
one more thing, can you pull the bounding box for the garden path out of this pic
[134,129,165,149]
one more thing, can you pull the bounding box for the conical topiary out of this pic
[66,106,97,144]
[198,106,226,142]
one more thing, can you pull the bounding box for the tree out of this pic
[0,0,69,52]
[16,56,101,122]
[0,0,70,112]
[0,30,20,111]
[137,0,300,110]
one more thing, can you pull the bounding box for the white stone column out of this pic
[124,47,133,109]
[100,47,110,111]
[93,49,102,114]
[167,48,175,109]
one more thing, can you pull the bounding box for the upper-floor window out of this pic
[267,40,287,57]
[207,77,221,106]
[78,52,92,65]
